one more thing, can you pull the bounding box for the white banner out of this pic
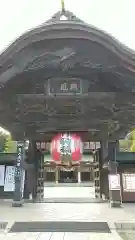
[0,165,5,186]
[4,166,15,192]
[108,174,121,190]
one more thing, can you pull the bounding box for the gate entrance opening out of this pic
[23,141,103,202]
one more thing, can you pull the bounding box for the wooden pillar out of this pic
[35,153,44,202]
[100,140,109,199]
[108,141,118,173]
[23,141,37,201]
[100,141,108,164]
[90,167,94,181]
[44,167,46,182]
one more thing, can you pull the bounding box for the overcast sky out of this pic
[0,0,135,52]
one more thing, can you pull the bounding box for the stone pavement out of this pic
[0,201,134,239]
[0,186,135,239]
[0,232,122,240]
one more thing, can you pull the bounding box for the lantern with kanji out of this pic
[50,133,83,162]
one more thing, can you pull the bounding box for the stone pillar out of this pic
[12,141,25,207]
[55,166,59,183]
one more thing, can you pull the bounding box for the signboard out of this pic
[4,166,25,195]
[48,78,82,95]
[4,166,15,192]
[108,174,122,208]
[122,173,135,192]
[0,165,5,186]
[108,174,121,190]
[13,141,25,206]
[15,143,22,180]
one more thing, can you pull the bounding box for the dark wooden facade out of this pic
[0,10,135,141]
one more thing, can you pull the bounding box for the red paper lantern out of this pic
[50,134,61,161]
[50,133,83,162]
[71,134,83,161]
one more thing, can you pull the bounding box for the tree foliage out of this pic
[0,133,17,153]
[126,129,135,152]
[0,134,6,152]
[119,129,135,152]
[119,139,131,152]
[3,135,17,153]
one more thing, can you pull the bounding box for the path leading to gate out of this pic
[0,201,134,239]
[0,186,135,239]
[43,183,95,201]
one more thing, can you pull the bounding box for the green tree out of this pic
[3,135,12,153]
[126,129,135,152]
[119,139,131,152]
[3,135,17,153]
[0,127,11,152]
[0,134,6,152]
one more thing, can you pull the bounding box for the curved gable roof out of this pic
[0,10,135,69]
